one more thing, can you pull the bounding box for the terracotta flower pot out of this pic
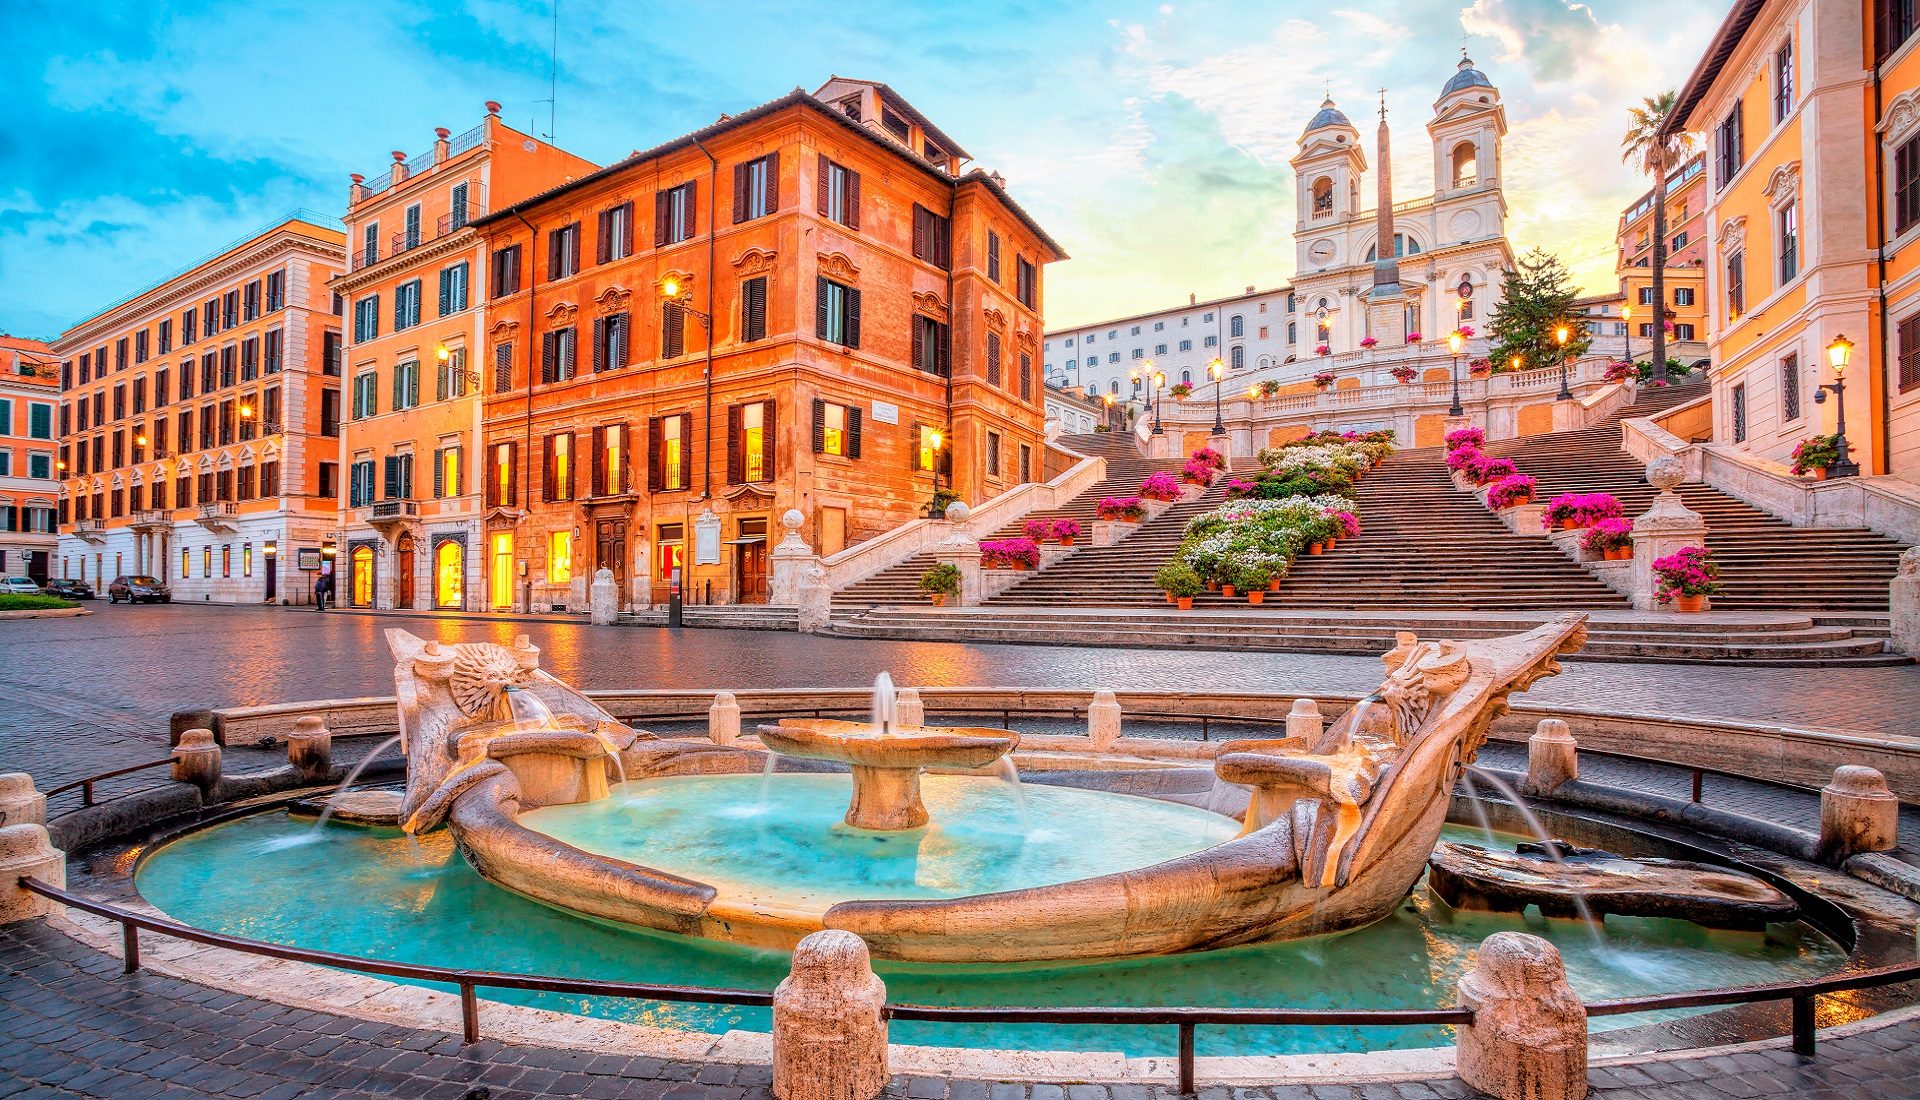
[1605,546,1631,561]
[1058,537,1075,547]
[1325,539,1337,550]
[1248,590,1265,605]
[1221,585,1237,598]
[1164,591,1173,604]
[1207,580,1220,592]
[1561,518,1580,530]
[1307,542,1324,555]
[1176,596,1194,611]
[930,593,948,607]
[1672,593,1706,613]
[1268,578,1281,592]
[1810,467,1829,481]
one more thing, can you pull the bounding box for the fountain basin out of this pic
[754,719,1019,830]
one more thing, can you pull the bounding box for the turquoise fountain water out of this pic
[135,804,1849,1058]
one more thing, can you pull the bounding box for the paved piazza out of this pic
[6,603,1920,1100]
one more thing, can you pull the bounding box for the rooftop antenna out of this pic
[533,0,559,141]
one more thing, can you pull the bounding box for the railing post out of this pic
[1691,768,1703,804]
[773,930,888,1100]
[0,773,47,828]
[1792,993,1816,1057]
[1176,1021,1196,1094]
[1457,932,1587,1100]
[459,981,480,1044]
[1,828,67,925]
[122,921,140,974]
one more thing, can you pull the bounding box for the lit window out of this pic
[549,531,573,584]
[662,416,685,490]
[742,403,766,482]
[822,403,847,456]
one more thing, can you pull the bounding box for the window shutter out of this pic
[654,191,670,247]
[815,278,830,338]
[542,437,555,502]
[567,223,580,274]
[987,332,1001,386]
[847,287,861,348]
[613,313,629,367]
[846,169,860,230]
[811,398,826,453]
[681,181,697,238]
[912,205,927,259]
[592,317,607,372]
[507,441,518,506]
[618,424,632,493]
[409,365,419,407]
[392,366,404,410]
[733,162,750,224]
[621,203,633,257]
[591,426,607,495]
[726,405,743,484]
[816,154,830,215]
[664,304,685,358]
[744,277,766,341]
[433,448,445,498]
[763,152,779,214]
[541,332,556,384]
[437,270,449,315]
[562,327,577,378]
[848,406,862,459]
[647,417,664,491]
[936,322,950,377]
[908,421,921,470]
[597,210,612,264]
[911,318,924,373]
[384,455,399,499]
[761,399,776,481]
[548,230,562,280]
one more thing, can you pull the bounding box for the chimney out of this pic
[1189,293,1197,306]
[1246,285,1256,294]
[433,127,451,165]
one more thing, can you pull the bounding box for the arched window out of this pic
[1180,369,1192,385]
[1110,379,1120,394]
[1229,315,1244,338]
[1365,234,1423,261]
[1230,345,1245,370]
[1311,177,1333,215]
[1084,383,1097,396]
[1452,140,1478,187]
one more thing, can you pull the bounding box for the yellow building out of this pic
[1669,0,1917,478]
[1616,152,1709,353]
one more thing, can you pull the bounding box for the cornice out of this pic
[330,229,477,294]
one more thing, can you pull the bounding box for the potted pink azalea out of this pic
[1653,545,1721,612]
[1049,518,1083,546]
[1456,325,1475,338]
[1582,517,1634,561]
[1314,343,1332,356]
[1485,474,1537,510]
[1389,364,1417,384]
[1022,518,1052,541]
[980,538,1041,570]
[1332,510,1361,540]
[1444,426,1485,450]
[1312,370,1336,389]
[1182,457,1218,486]
[1169,382,1193,399]
[1096,496,1146,522]
[1359,336,1378,349]
[1406,331,1423,342]
[1191,446,1227,470]
[1540,492,1623,531]
[1468,357,1492,377]
[1223,477,1257,499]
[1445,444,1483,472]
[1603,360,1636,384]
[1465,454,1517,485]
[1140,473,1183,502]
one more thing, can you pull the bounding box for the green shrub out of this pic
[917,563,962,597]
[0,594,78,612]
[1153,561,1205,598]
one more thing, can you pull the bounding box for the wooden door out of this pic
[595,518,627,599]
[395,532,415,609]
[734,516,768,604]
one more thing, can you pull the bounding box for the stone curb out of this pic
[0,607,89,619]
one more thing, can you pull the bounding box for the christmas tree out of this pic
[1487,248,1592,373]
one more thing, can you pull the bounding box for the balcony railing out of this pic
[437,201,481,236]
[198,502,237,520]
[369,498,419,520]
[130,510,169,529]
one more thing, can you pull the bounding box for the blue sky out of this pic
[0,0,1726,341]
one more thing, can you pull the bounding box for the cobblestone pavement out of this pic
[5,604,1920,791]
[5,920,1918,1100]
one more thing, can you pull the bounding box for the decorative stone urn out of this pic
[1629,457,1706,611]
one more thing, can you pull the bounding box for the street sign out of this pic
[296,548,322,572]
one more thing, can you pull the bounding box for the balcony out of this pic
[365,497,420,532]
[196,502,238,532]
[437,201,481,236]
[76,518,108,544]
[129,510,170,532]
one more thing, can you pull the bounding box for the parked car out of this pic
[107,575,171,604]
[42,578,95,600]
[2,577,43,595]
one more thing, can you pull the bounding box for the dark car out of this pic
[107,575,172,604]
[43,578,95,600]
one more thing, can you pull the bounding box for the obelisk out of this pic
[1366,91,1409,347]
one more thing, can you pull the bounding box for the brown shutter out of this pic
[726,405,743,484]
[542,435,556,502]
[846,287,861,348]
[816,153,830,215]
[908,421,921,470]
[591,426,607,495]
[618,423,632,493]
[761,399,776,481]
[811,398,826,453]
[567,222,580,274]
[911,318,924,372]
[621,203,634,257]
[936,322,950,377]
[733,162,750,225]
[547,229,561,280]
[540,331,556,383]
[847,405,862,459]
[612,313,629,367]
[591,317,606,372]
[683,180,697,237]
[911,204,927,259]
[597,210,612,264]
[647,417,664,491]
[763,152,779,213]
[563,432,575,499]
[654,191,670,246]
[815,277,830,338]
[846,169,860,229]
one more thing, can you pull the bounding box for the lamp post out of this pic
[929,428,946,504]
[1102,393,1117,431]
[1446,331,1465,417]
[1620,303,1634,373]
[1208,356,1225,434]
[1150,369,1167,436]
[1554,325,1573,400]
[1814,334,1861,478]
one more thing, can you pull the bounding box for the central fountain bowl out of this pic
[755,718,1020,831]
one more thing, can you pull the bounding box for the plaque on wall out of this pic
[694,508,722,565]
[871,400,899,425]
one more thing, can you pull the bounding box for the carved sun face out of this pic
[447,643,531,717]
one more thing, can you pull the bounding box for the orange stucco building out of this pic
[0,336,61,582]
[471,78,1064,612]
[331,106,596,611]
[52,215,346,601]
[1616,151,1709,348]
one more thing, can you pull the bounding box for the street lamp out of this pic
[1150,368,1167,436]
[1554,325,1573,400]
[1446,330,1465,417]
[659,276,712,329]
[435,345,483,391]
[1814,334,1861,478]
[1620,303,1634,371]
[1208,356,1225,434]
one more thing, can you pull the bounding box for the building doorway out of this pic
[263,544,277,602]
[350,546,375,607]
[490,532,514,610]
[595,518,627,603]
[435,540,464,610]
[733,516,768,604]
[395,532,416,609]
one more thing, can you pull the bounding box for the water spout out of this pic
[872,672,897,736]
[1463,765,1605,943]
[310,734,403,833]
[504,686,558,731]
[993,756,1030,832]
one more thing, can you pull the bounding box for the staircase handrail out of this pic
[821,452,1109,592]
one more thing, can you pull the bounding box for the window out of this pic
[1902,314,1920,393]
[354,295,380,341]
[911,204,952,269]
[1774,41,1794,122]
[323,331,341,376]
[1726,250,1746,321]
[547,222,581,279]
[987,230,1001,282]
[240,338,258,382]
[1638,286,1657,305]
[913,424,941,473]
[592,312,630,372]
[656,522,685,581]
[986,431,1001,478]
[1016,257,1037,309]
[1178,340,1192,352]
[741,276,768,342]
[1130,348,1144,360]
[488,441,517,506]
[549,531,573,584]
[733,154,778,222]
[656,182,697,246]
[816,278,860,348]
[1154,343,1167,355]
[812,400,861,458]
[392,280,421,331]
[491,245,523,297]
[1231,345,1245,371]
[1778,202,1798,283]
[1713,105,1744,190]
[382,452,414,500]
[134,329,149,364]
[391,361,420,411]
[818,156,860,228]
[243,281,260,322]
[1781,353,1802,420]
[1879,0,1919,61]
[1180,370,1192,385]
[1731,383,1748,442]
[543,432,575,502]
[540,327,577,383]
[348,458,376,507]
[1674,287,1696,306]
[596,202,635,263]
[264,329,283,374]
[730,400,774,484]
[1229,315,1244,338]
[650,414,690,491]
[320,388,341,436]
[1671,230,1690,251]
[439,262,470,315]
[912,315,950,376]
[1312,176,1333,215]
[1019,352,1033,401]
[352,371,378,419]
[222,290,239,329]
[1674,323,1696,340]
[434,445,462,498]
[29,403,51,439]
[661,302,686,358]
[985,331,1003,387]
[494,343,514,392]
[1203,336,1216,348]
[267,271,285,311]
[182,309,197,345]
[219,345,236,388]
[450,182,471,229]
[591,424,629,496]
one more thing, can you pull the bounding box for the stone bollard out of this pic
[772,930,888,1100]
[1087,690,1123,752]
[1523,719,1579,798]
[894,688,925,728]
[171,728,222,797]
[709,692,741,747]
[797,563,833,634]
[1819,765,1899,864]
[0,824,66,924]
[286,716,332,783]
[1893,548,1920,656]
[0,773,47,828]
[589,567,619,625]
[1457,931,1588,1100]
[1286,698,1324,742]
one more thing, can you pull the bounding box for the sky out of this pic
[0,0,1727,342]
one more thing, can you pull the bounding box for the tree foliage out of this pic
[1487,249,1592,372]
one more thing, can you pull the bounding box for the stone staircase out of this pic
[1482,383,1908,613]
[834,432,1178,605]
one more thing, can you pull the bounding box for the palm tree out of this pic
[1622,91,1698,384]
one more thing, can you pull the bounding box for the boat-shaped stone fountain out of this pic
[383,615,1592,963]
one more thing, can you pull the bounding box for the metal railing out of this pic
[42,759,175,808]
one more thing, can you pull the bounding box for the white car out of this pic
[3,577,43,595]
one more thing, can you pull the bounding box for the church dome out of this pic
[1306,97,1351,131]
[1442,56,1493,95]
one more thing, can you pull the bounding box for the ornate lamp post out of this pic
[929,429,946,499]
[1446,330,1466,417]
[1620,303,1634,372]
[1554,325,1573,400]
[1208,356,1226,434]
[1150,368,1167,436]
[1814,334,1861,478]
